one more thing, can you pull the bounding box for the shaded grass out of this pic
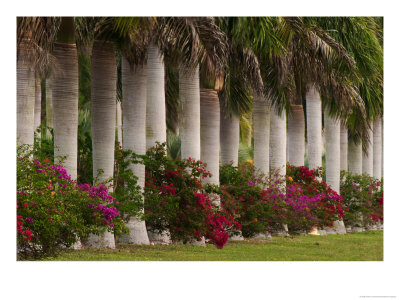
[45,231,383,261]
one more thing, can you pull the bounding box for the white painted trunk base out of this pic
[179,65,201,161]
[253,95,270,176]
[287,105,305,166]
[373,117,382,179]
[306,86,322,170]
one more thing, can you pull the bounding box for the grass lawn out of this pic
[44,231,383,261]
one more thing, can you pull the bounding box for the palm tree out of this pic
[373,116,382,179]
[324,108,340,192]
[287,103,305,166]
[34,77,41,134]
[362,125,374,176]
[270,105,286,176]
[87,38,118,248]
[146,41,166,149]
[253,94,270,176]
[52,17,79,180]
[116,100,122,145]
[340,125,348,171]
[220,107,240,166]
[348,140,363,175]
[17,17,55,146]
[179,64,201,160]
[200,85,222,200]
[305,85,323,170]
[119,58,150,245]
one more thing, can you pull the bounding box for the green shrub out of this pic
[340,171,383,227]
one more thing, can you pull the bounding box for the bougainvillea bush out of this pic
[219,163,345,236]
[286,164,346,229]
[220,163,286,237]
[340,171,383,227]
[139,143,239,249]
[17,145,125,259]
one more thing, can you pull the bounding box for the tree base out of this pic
[87,231,115,248]
[119,217,150,245]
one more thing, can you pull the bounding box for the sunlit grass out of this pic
[44,231,383,261]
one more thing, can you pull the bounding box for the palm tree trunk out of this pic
[34,77,41,137]
[52,42,79,179]
[287,104,305,166]
[348,140,362,175]
[324,111,340,192]
[325,111,347,234]
[270,105,286,176]
[17,41,35,146]
[88,40,117,249]
[45,78,53,138]
[146,41,166,149]
[340,125,348,171]
[200,88,220,205]
[179,64,200,160]
[373,117,382,179]
[220,108,239,166]
[119,58,150,245]
[146,41,170,244]
[253,94,270,176]
[362,125,373,176]
[116,100,122,146]
[306,86,322,170]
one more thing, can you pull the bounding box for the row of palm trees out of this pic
[17,17,383,247]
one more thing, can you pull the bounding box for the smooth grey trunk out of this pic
[287,104,305,166]
[116,100,122,146]
[34,77,41,137]
[340,125,348,171]
[52,42,79,180]
[306,86,322,170]
[362,125,373,176]
[220,109,239,166]
[88,41,117,248]
[373,117,382,179]
[270,105,286,176]
[348,140,362,175]
[17,42,35,146]
[119,58,150,245]
[200,88,220,205]
[146,41,166,149]
[253,94,270,176]
[179,65,201,160]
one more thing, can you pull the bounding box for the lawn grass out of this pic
[45,231,383,261]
